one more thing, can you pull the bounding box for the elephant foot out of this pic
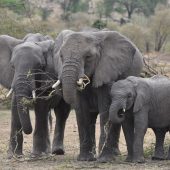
[52,146,65,155]
[7,151,23,159]
[77,152,96,161]
[152,150,165,160]
[132,157,145,163]
[125,155,133,162]
[152,156,165,160]
[32,148,51,158]
[98,146,115,163]
[30,152,50,159]
[97,154,115,163]
[7,148,23,159]
[113,147,121,156]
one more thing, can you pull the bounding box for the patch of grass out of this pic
[144,143,155,158]
[144,139,170,159]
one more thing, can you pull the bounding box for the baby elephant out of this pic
[108,75,170,163]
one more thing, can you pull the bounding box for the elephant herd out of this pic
[0,30,169,163]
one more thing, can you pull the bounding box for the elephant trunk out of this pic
[109,101,126,124]
[14,76,33,134]
[16,94,32,134]
[62,60,79,106]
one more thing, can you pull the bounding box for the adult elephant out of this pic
[0,33,70,158]
[53,30,144,161]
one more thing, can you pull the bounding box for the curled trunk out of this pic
[109,103,125,124]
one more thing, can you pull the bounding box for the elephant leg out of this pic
[122,111,134,162]
[98,122,121,162]
[52,100,70,155]
[8,95,23,158]
[152,128,166,160]
[32,102,51,156]
[76,103,97,161]
[98,112,121,156]
[132,111,148,163]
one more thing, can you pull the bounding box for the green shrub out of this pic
[149,7,170,52]
[92,19,107,30]
[0,0,25,15]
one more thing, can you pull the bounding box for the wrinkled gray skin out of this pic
[109,75,170,163]
[0,33,70,158]
[53,30,143,161]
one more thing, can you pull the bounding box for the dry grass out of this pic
[0,110,170,170]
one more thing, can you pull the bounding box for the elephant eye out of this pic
[60,53,64,62]
[127,93,132,98]
[10,62,15,69]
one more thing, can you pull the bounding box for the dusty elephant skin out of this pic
[109,75,170,163]
[0,33,70,158]
[53,30,144,162]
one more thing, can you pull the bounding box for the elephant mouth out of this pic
[117,108,126,118]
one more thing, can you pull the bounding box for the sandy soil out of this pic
[0,110,170,170]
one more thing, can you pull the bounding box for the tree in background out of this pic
[114,0,143,19]
[69,0,89,13]
[100,0,168,19]
[103,0,115,18]
[96,1,105,19]
[150,8,170,52]
[58,0,89,20]
[142,0,167,16]
[94,1,109,30]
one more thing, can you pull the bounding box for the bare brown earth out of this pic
[0,110,170,170]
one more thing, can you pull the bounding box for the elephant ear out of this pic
[133,82,149,113]
[92,31,136,87]
[0,35,23,89]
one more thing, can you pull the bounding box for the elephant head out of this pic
[23,33,52,42]
[109,76,150,124]
[9,37,54,134]
[53,30,143,106]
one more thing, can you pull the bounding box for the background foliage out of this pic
[0,0,169,53]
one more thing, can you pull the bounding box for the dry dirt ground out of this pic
[1,110,170,170]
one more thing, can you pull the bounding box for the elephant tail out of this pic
[48,110,53,133]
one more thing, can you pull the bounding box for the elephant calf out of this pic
[108,75,170,163]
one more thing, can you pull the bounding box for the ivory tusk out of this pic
[123,108,126,112]
[32,90,36,99]
[6,88,13,98]
[77,78,83,85]
[52,80,61,89]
